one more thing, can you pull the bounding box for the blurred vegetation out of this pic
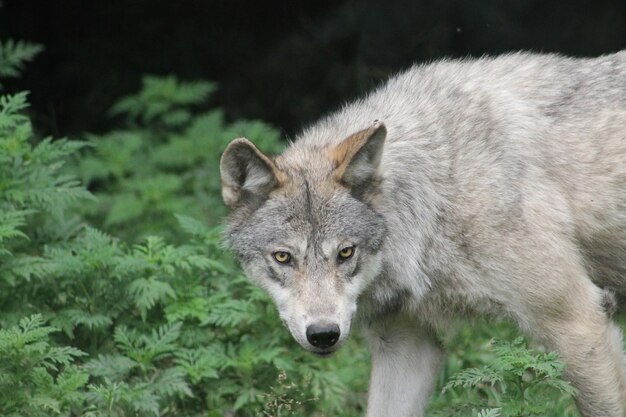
[2,0,625,138]
[1,39,614,417]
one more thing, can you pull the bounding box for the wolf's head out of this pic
[220,122,387,355]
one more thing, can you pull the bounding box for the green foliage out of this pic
[428,334,579,417]
[0,90,91,296]
[82,322,192,417]
[0,39,43,89]
[75,75,282,241]
[109,75,216,126]
[0,92,89,219]
[0,315,88,417]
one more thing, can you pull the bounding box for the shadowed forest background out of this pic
[2,0,626,137]
[0,1,625,416]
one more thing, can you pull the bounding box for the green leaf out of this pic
[0,40,43,88]
[128,277,177,320]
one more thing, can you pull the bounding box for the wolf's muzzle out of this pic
[306,322,340,348]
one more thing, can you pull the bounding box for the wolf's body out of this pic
[220,51,626,417]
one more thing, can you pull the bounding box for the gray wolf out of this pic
[220,51,626,417]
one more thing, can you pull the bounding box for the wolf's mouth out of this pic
[313,350,334,358]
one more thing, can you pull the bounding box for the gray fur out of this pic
[221,51,626,417]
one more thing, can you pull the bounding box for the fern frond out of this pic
[64,308,114,331]
[83,354,137,380]
[0,209,31,246]
[164,297,211,323]
[109,75,216,125]
[129,389,160,416]
[114,322,181,366]
[203,298,258,328]
[128,277,176,319]
[1,254,50,285]
[443,365,505,392]
[143,322,182,360]
[152,367,192,397]
[174,347,221,383]
[41,345,86,371]
[0,91,29,126]
[477,408,501,417]
[0,39,43,82]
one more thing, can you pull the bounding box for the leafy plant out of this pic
[0,39,43,89]
[430,336,579,417]
[75,74,283,241]
[0,315,87,417]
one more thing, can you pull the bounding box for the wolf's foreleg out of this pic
[365,316,443,417]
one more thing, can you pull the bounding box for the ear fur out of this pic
[220,138,284,208]
[331,121,387,189]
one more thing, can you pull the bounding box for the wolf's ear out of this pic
[332,121,386,190]
[220,138,284,208]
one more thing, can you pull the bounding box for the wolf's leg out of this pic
[508,243,626,417]
[528,301,626,417]
[364,315,443,417]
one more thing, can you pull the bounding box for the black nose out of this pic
[306,323,340,348]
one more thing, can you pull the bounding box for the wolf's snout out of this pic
[306,322,340,348]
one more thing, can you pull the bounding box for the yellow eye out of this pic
[273,251,291,264]
[338,246,354,260]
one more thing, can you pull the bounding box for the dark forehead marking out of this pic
[303,179,317,228]
[303,178,321,255]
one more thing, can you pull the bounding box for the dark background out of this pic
[1,0,625,138]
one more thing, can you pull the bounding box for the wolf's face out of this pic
[220,123,387,355]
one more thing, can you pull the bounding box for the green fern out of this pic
[83,354,136,380]
[0,209,30,249]
[174,347,221,383]
[114,322,182,367]
[82,322,193,416]
[438,337,578,417]
[0,315,88,417]
[109,75,216,125]
[0,39,43,89]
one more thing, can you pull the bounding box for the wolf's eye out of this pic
[273,251,291,264]
[338,246,354,261]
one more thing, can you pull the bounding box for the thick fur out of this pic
[221,51,626,417]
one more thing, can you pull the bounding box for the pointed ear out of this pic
[332,121,386,189]
[220,138,285,208]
